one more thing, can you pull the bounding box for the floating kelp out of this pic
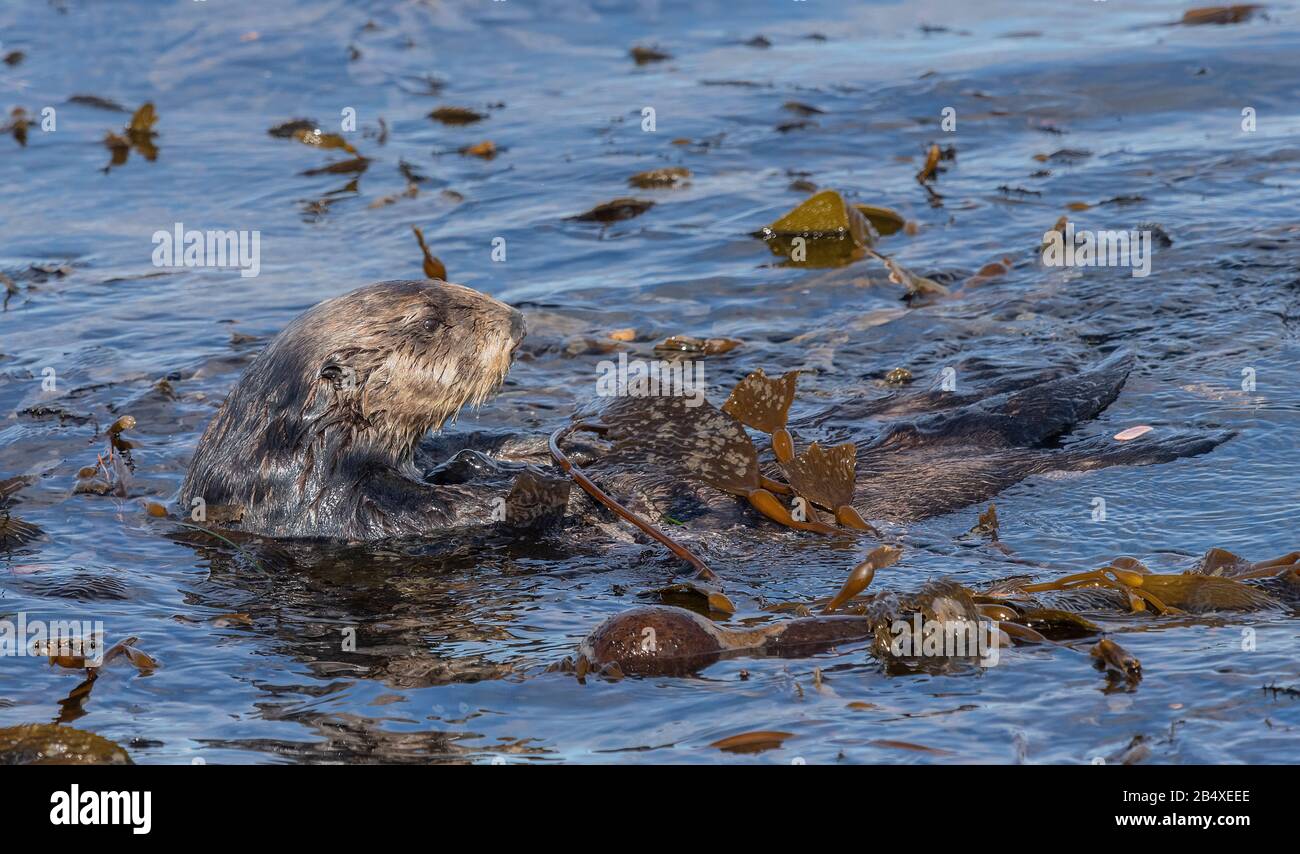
[875,252,950,301]
[411,226,447,280]
[101,636,160,674]
[287,176,344,213]
[459,139,497,159]
[576,604,874,677]
[368,183,419,208]
[823,545,903,612]
[1195,547,1300,578]
[398,159,429,184]
[710,731,791,754]
[46,634,159,721]
[884,367,913,385]
[429,106,486,125]
[0,724,132,765]
[74,416,135,497]
[68,94,127,112]
[916,143,941,183]
[570,198,654,223]
[780,441,879,532]
[3,50,24,67]
[962,257,1013,288]
[1181,5,1259,25]
[267,117,317,138]
[853,203,907,236]
[642,580,736,615]
[1032,148,1092,163]
[782,101,825,116]
[968,503,999,539]
[629,45,671,64]
[570,526,1289,681]
[1014,560,1284,614]
[1018,608,1101,640]
[628,166,690,188]
[108,415,135,453]
[723,367,798,470]
[301,156,370,176]
[291,126,358,155]
[2,107,30,146]
[0,475,40,548]
[574,568,1025,678]
[870,739,954,756]
[963,505,1012,564]
[101,102,158,171]
[652,335,740,357]
[300,155,371,175]
[756,189,874,267]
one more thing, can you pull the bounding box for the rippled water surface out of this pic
[2,0,1299,763]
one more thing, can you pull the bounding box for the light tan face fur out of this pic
[297,280,525,458]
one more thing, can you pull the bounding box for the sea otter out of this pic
[181,279,569,540]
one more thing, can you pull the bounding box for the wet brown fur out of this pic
[181,280,565,540]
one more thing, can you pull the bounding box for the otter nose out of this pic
[508,309,526,345]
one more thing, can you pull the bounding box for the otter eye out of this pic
[422,318,440,333]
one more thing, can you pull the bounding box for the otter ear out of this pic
[319,357,359,392]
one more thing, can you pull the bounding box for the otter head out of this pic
[287,279,525,461]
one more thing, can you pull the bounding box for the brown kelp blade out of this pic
[596,395,762,496]
[916,142,941,183]
[823,545,902,613]
[1193,546,1300,578]
[709,730,794,754]
[766,189,872,240]
[970,503,999,539]
[1141,573,1279,612]
[779,441,877,533]
[853,203,907,236]
[128,102,157,135]
[643,581,736,615]
[722,368,797,434]
[411,225,447,280]
[291,126,358,155]
[1181,5,1259,26]
[780,441,856,512]
[0,723,133,765]
[1195,547,1250,576]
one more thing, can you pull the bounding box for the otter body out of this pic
[182,280,567,540]
[572,351,1230,531]
[183,283,1224,546]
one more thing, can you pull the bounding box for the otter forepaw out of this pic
[500,469,571,531]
